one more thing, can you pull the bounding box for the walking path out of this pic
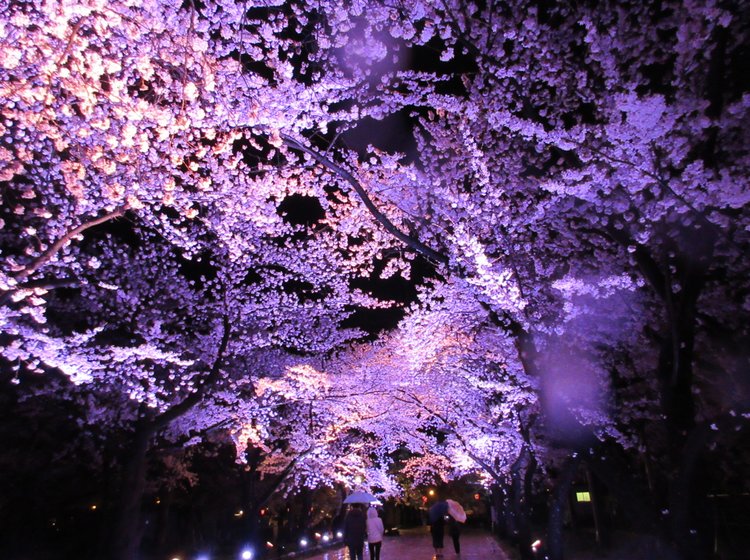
[302,527,512,560]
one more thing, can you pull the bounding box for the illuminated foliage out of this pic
[1,1,749,559]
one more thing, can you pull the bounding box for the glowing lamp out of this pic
[300,538,308,547]
[240,550,253,560]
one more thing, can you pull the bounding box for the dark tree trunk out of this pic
[547,455,582,560]
[490,482,508,537]
[110,424,152,560]
[586,448,684,559]
[657,258,712,559]
[296,488,312,537]
[155,489,174,552]
[107,317,230,560]
[95,445,119,558]
[507,458,522,542]
[511,447,536,560]
[240,444,312,550]
[668,415,743,560]
[585,468,602,548]
[586,449,660,534]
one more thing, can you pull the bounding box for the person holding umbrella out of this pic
[428,499,449,558]
[342,491,376,560]
[343,503,367,560]
[445,499,466,555]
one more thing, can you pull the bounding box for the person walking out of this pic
[445,498,466,555]
[366,506,385,560]
[428,500,448,558]
[447,514,462,555]
[343,503,367,560]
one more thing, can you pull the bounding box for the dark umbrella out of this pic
[428,500,448,524]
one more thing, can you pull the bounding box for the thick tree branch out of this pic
[152,314,231,431]
[281,134,449,266]
[396,389,506,483]
[12,205,129,281]
[256,445,316,509]
[0,277,79,307]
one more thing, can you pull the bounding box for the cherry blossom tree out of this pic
[0,1,410,556]
[271,1,750,558]
[3,1,750,560]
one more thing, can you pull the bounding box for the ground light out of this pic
[240,548,253,559]
[531,538,548,558]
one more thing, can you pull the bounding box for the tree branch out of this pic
[281,134,449,266]
[12,205,129,281]
[396,388,506,483]
[0,277,79,307]
[152,314,231,431]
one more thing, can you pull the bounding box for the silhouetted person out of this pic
[448,515,462,554]
[343,503,367,560]
[428,500,448,558]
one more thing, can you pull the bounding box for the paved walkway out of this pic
[303,527,511,560]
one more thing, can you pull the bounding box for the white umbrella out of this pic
[446,499,467,523]
[343,490,379,504]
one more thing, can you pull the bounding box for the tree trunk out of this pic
[110,424,152,560]
[155,489,174,552]
[490,482,508,537]
[547,454,582,560]
[107,317,230,560]
[586,448,684,559]
[669,418,729,560]
[585,468,602,548]
[586,450,660,534]
[508,457,522,542]
[511,447,536,560]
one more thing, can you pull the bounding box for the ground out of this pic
[303,527,512,560]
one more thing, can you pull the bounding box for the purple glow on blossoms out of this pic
[0,1,747,558]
